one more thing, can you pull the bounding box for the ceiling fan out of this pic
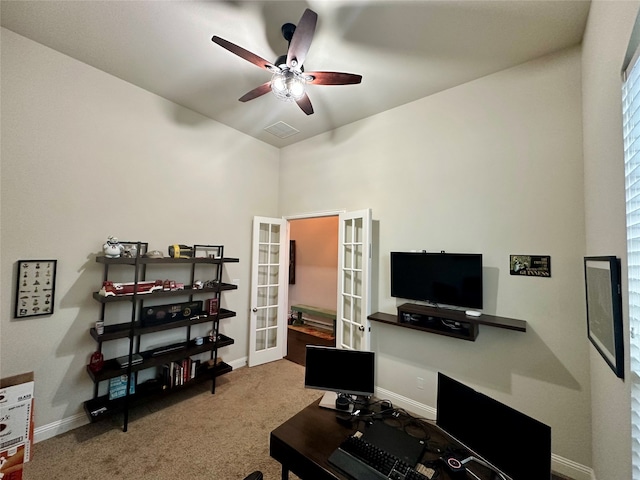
[212,8,362,115]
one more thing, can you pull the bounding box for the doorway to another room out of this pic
[285,216,339,365]
[249,210,372,367]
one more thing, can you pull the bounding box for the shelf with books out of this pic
[83,360,232,422]
[86,334,234,383]
[84,242,239,431]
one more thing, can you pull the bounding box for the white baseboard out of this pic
[375,387,595,480]
[550,455,595,480]
[375,386,437,420]
[34,413,88,443]
[228,357,247,370]
[34,356,249,444]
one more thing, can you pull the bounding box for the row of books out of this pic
[162,358,201,389]
[107,356,224,400]
[109,374,135,400]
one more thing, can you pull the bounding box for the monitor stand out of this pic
[318,391,354,413]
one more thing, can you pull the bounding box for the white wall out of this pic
[0,28,280,428]
[280,47,589,473]
[582,2,640,480]
[288,216,338,312]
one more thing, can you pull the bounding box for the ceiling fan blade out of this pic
[212,36,277,72]
[286,9,317,69]
[239,82,272,102]
[305,71,363,86]
[296,93,314,115]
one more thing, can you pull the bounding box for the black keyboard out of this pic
[329,434,428,480]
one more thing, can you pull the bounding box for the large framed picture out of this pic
[15,260,57,318]
[584,256,624,378]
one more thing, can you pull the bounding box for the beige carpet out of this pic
[23,360,573,480]
[23,359,321,480]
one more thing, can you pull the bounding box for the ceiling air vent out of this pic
[264,121,299,139]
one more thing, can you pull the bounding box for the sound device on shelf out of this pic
[141,301,203,327]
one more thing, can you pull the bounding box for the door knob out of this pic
[358,325,365,332]
[252,308,258,312]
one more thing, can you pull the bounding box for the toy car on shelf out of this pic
[162,280,184,291]
[98,279,184,297]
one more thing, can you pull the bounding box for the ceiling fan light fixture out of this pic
[212,8,360,115]
[271,69,306,102]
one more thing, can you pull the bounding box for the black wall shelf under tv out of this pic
[368,303,526,341]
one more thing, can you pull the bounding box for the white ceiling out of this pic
[1,0,591,148]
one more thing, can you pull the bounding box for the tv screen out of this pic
[436,373,551,480]
[304,346,375,397]
[390,252,483,309]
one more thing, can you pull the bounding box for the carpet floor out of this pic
[23,359,319,480]
[22,359,573,480]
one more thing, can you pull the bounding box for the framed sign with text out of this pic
[509,255,551,277]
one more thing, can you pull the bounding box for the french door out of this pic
[336,209,372,351]
[248,210,372,366]
[248,217,288,367]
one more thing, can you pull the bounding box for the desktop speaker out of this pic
[335,395,350,411]
[440,455,465,474]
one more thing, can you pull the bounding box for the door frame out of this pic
[249,209,372,364]
[282,210,345,358]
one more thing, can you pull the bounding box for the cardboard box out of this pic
[0,372,34,480]
[0,444,26,480]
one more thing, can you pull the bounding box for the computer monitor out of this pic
[436,372,551,480]
[304,346,375,410]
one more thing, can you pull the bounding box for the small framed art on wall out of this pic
[584,256,624,378]
[14,260,57,318]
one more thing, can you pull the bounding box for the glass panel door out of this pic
[336,209,372,351]
[249,217,287,366]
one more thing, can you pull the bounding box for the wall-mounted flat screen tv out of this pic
[390,252,483,309]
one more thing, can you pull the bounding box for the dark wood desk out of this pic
[270,397,352,480]
[269,397,497,480]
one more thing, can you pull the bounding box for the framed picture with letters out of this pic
[15,259,57,318]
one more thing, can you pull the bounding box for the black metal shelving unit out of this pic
[83,242,239,431]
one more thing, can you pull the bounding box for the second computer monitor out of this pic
[304,345,375,398]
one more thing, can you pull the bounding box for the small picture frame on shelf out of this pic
[205,298,219,315]
[192,244,223,259]
[14,260,57,318]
